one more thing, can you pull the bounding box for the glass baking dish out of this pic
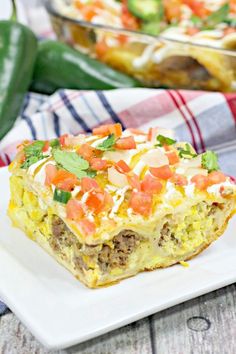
[45,0,236,92]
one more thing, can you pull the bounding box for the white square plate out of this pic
[1,166,236,349]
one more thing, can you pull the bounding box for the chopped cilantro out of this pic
[96,134,116,151]
[53,149,89,179]
[206,3,229,27]
[86,169,97,178]
[50,139,60,148]
[21,141,45,169]
[53,188,71,204]
[156,135,176,147]
[178,144,197,159]
[201,151,219,172]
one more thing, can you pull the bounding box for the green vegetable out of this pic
[53,149,89,179]
[21,141,45,169]
[53,188,71,204]
[97,134,116,151]
[0,0,37,140]
[201,151,219,172]
[128,0,162,21]
[178,144,197,159]
[156,135,176,147]
[206,3,229,27]
[141,21,161,36]
[30,40,141,94]
[50,139,60,148]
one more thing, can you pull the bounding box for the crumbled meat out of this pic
[98,230,141,271]
[50,216,78,251]
[74,256,89,272]
[159,56,211,81]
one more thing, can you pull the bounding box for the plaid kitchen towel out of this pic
[0,87,236,314]
[0,88,236,174]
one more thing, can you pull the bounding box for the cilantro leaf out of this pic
[50,139,60,148]
[24,141,45,157]
[178,144,197,159]
[96,134,116,151]
[156,135,176,147]
[53,188,71,204]
[53,149,89,179]
[21,141,45,169]
[201,151,219,172]
[206,3,229,27]
[86,169,97,178]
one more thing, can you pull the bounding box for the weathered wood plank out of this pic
[0,314,152,354]
[151,284,236,354]
[1,284,236,354]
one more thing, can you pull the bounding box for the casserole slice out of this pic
[8,124,236,288]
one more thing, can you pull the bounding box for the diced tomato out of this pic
[207,171,226,186]
[59,134,69,147]
[86,191,105,214]
[92,123,122,137]
[170,173,188,186]
[141,174,162,194]
[191,174,209,190]
[81,5,97,21]
[186,27,200,36]
[86,190,113,214]
[78,219,96,236]
[115,160,131,174]
[127,173,141,191]
[121,1,139,30]
[164,0,182,21]
[52,170,78,191]
[129,191,152,216]
[117,34,129,45]
[108,123,122,137]
[150,165,173,180]
[127,128,147,135]
[66,199,85,221]
[115,136,136,150]
[45,164,57,186]
[90,158,108,171]
[230,0,236,13]
[81,177,100,193]
[166,151,180,165]
[182,0,210,18]
[77,143,98,162]
[42,141,50,152]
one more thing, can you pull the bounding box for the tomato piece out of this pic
[86,191,105,214]
[77,143,98,162]
[170,173,188,186]
[78,219,96,236]
[59,134,69,147]
[81,177,100,193]
[141,174,162,194]
[66,199,85,221]
[92,123,122,137]
[108,123,122,137]
[207,171,226,186]
[191,174,209,190]
[115,160,131,174]
[103,191,114,210]
[45,164,57,186]
[164,0,182,21]
[183,0,210,18]
[129,191,152,216]
[121,1,139,30]
[95,39,109,59]
[127,173,141,191]
[150,165,173,180]
[148,127,158,142]
[42,141,49,152]
[90,158,108,171]
[186,27,200,36]
[166,151,180,165]
[115,136,136,150]
[52,170,78,191]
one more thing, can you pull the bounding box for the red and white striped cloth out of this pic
[0,88,236,176]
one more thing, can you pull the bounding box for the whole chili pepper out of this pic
[30,40,141,94]
[0,0,37,140]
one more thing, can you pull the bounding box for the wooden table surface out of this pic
[0,283,235,354]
